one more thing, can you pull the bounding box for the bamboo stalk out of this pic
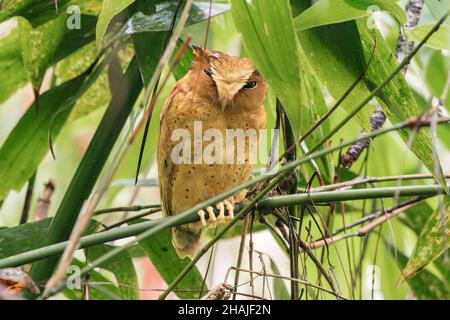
[0,184,446,269]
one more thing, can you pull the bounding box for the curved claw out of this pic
[223,200,234,221]
[197,209,207,226]
[216,202,225,223]
[206,206,216,223]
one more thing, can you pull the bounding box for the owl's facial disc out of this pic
[210,61,255,111]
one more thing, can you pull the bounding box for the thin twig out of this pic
[20,172,36,224]
[226,267,347,300]
[232,215,249,300]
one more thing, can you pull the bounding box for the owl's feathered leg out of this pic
[172,226,201,259]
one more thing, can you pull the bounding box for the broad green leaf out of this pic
[231,0,305,140]
[56,41,111,120]
[425,0,450,18]
[398,199,450,284]
[0,219,52,259]
[88,244,139,300]
[295,19,373,132]
[51,14,98,64]
[129,0,166,86]
[409,24,450,51]
[126,1,228,85]
[425,51,450,149]
[0,75,86,200]
[402,196,450,280]
[0,19,28,105]
[401,201,434,235]
[0,0,103,27]
[0,218,99,259]
[294,0,405,31]
[138,228,206,299]
[96,0,135,49]
[28,59,144,287]
[17,15,67,91]
[357,19,447,191]
[171,39,194,81]
[385,240,450,300]
[121,2,230,35]
[300,73,332,182]
[0,14,97,107]
[269,258,290,300]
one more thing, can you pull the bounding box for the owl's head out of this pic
[190,46,267,111]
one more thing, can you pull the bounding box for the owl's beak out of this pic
[218,96,233,111]
[216,83,241,111]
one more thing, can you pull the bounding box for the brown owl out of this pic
[157,46,267,259]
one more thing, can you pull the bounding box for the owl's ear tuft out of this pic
[192,45,220,63]
[192,45,205,61]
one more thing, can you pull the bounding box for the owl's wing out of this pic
[157,84,184,217]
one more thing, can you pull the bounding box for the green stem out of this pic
[0,184,446,269]
[2,119,446,270]
[257,185,445,209]
[12,116,447,291]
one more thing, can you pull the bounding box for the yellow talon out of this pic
[223,200,234,221]
[206,206,216,223]
[216,202,225,222]
[197,209,207,226]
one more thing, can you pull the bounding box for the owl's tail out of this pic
[172,227,201,259]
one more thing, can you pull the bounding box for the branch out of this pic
[1,117,449,270]
[0,184,447,269]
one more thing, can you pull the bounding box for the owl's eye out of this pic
[203,69,213,78]
[243,81,257,89]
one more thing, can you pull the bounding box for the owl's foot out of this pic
[197,200,235,226]
[197,206,217,226]
[215,200,234,222]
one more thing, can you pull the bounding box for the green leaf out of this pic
[0,218,99,259]
[129,0,166,86]
[171,39,194,81]
[425,0,450,19]
[402,196,450,280]
[231,0,305,140]
[0,0,103,27]
[17,15,67,90]
[96,0,135,49]
[409,24,450,51]
[28,58,143,289]
[295,18,372,132]
[88,244,139,300]
[424,51,450,150]
[0,19,28,106]
[138,228,206,299]
[401,201,434,235]
[269,258,290,300]
[0,14,97,107]
[356,19,447,191]
[385,240,450,300]
[121,2,230,35]
[294,0,405,31]
[127,1,228,85]
[56,41,111,120]
[0,75,86,200]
